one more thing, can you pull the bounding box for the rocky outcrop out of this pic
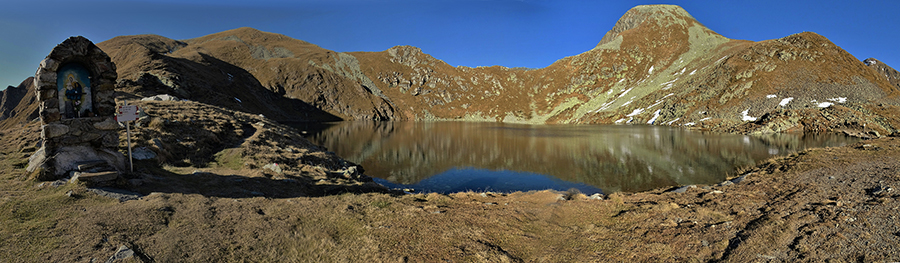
[865,58,900,90]
[81,5,900,136]
[0,77,34,122]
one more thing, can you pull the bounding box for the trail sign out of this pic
[116,105,139,122]
[117,101,140,172]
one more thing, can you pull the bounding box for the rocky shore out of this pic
[1,97,898,261]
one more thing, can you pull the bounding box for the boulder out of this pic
[141,94,180,101]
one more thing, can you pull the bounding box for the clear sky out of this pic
[1,0,898,89]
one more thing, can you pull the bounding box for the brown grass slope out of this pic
[93,4,900,135]
[99,28,396,122]
[6,4,900,135]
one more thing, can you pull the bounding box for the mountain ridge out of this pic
[3,4,900,136]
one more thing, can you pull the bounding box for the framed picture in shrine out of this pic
[56,63,94,118]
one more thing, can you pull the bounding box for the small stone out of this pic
[131,147,157,160]
[589,193,604,200]
[731,174,748,184]
[105,245,134,263]
[141,94,180,101]
[719,181,734,186]
[66,190,75,197]
[263,163,283,174]
[671,185,696,193]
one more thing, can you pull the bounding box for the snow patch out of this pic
[618,78,625,83]
[779,97,794,106]
[621,97,636,107]
[699,117,712,122]
[234,97,242,103]
[684,122,696,126]
[828,97,847,103]
[817,102,834,108]
[715,56,728,64]
[647,109,661,124]
[648,66,654,74]
[627,108,645,117]
[766,94,777,99]
[664,118,680,125]
[660,78,678,90]
[615,118,629,124]
[689,69,696,75]
[741,108,757,121]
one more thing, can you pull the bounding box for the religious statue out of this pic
[63,74,84,118]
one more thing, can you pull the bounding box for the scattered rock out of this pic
[671,185,697,193]
[131,147,157,160]
[263,163,283,174]
[141,94,180,101]
[105,245,135,263]
[730,174,749,184]
[857,144,879,150]
[89,187,142,202]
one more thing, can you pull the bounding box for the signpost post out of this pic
[116,101,140,172]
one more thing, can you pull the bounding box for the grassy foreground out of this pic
[1,102,899,262]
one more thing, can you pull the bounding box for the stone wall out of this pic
[27,36,124,180]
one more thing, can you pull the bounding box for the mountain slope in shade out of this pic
[0,77,37,129]
[6,4,899,136]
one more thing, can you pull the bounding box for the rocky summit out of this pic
[3,5,895,136]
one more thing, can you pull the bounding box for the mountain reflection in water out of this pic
[298,121,858,194]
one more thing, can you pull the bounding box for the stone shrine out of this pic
[27,36,125,183]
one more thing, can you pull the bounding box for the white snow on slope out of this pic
[828,97,847,103]
[665,118,680,125]
[647,109,661,124]
[779,97,794,106]
[766,94,777,99]
[627,108,645,117]
[741,108,757,121]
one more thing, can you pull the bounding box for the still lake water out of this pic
[298,122,859,194]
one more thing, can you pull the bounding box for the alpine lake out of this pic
[293,121,859,195]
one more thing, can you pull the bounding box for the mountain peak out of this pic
[596,4,710,48]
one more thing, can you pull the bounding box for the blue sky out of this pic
[2,0,898,88]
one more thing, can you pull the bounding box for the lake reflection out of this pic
[300,122,858,194]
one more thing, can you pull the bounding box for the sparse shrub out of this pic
[371,200,391,208]
[148,117,166,129]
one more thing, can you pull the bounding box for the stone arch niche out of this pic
[27,36,125,181]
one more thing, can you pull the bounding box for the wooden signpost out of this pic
[116,101,139,172]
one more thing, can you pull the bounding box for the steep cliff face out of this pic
[0,77,38,129]
[81,4,900,135]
